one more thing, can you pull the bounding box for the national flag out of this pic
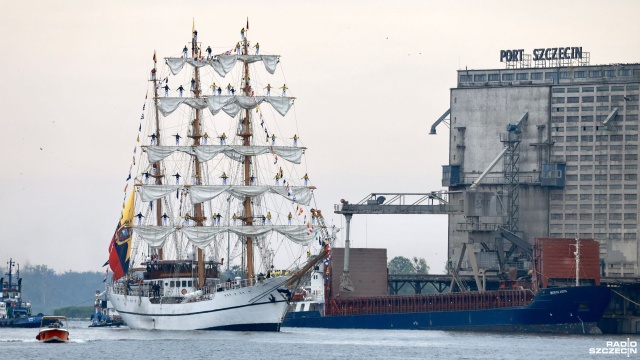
[108,190,135,281]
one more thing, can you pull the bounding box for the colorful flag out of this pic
[246,17,249,30]
[108,190,135,281]
[153,50,157,63]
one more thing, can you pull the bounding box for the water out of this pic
[2,320,638,359]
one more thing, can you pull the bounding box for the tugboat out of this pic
[36,316,69,343]
[89,290,125,328]
[0,258,49,328]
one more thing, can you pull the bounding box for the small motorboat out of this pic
[35,316,69,343]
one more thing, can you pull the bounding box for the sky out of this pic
[1,0,640,274]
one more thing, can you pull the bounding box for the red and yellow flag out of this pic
[108,190,135,281]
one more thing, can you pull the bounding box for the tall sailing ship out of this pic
[106,22,320,331]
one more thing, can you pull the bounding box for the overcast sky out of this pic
[1,0,640,274]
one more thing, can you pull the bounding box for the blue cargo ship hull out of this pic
[283,285,611,334]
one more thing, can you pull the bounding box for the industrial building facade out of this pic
[445,57,640,277]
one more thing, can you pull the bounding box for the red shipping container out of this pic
[533,238,600,288]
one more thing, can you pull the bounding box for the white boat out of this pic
[105,22,320,331]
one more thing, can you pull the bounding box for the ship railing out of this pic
[325,289,535,316]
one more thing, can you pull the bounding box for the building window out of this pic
[610,154,623,161]
[626,134,638,141]
[627,85,640,91]
[611,86,624,91]
[552,87,566,93]
[580,194,592,200]
[625,154,638,161]
[596,105,610,111]
[559,71,569,79]
[459,75,472,82]
[594,214,606,221]
[567,87,579,93]
[566,116,579,122]
[596,95,609,102]
[605,71,615,78]
[566,174,578,181]
[597,86,610,91]
[531,72,543,80]
[551,213,563,220]
[581,135,593,142]
[474,74,486,82]
[595,194,608,201]
[610,174,622,181]
[581,106,594,112]
[618,69,632,76]
[582,87,594,92]
[567,97,579,103]
[611,95,625,102]
[627,114,639,121]
[516,73,528,80]
[625,193,638,200]
[581,115,594,122]
[624,174,638,181]
[552,97,565,104]
[502,73,514,81]
[594,174,606,181]
[589,70,602,78]
[580,213,592,221]
[566,136,578,142]
[609,213,622,220]
[551,193,564,201]
[581,96,594,103]
[488,74,500,81]
[567,107,579,112]
[546,72,556,80]
[611,134,623,141]
[574,71,586,78]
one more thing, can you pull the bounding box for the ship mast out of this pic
[151,51,165,260]
[241,31,255,281]
[190,31,206,289]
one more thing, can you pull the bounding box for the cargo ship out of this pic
[283,239,612,334]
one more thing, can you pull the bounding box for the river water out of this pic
[2,320,638,359]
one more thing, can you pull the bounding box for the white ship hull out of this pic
[108,277,290,331]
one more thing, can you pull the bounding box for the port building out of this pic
[443,49,640,278]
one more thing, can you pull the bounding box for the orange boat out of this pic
[35,316,69,343]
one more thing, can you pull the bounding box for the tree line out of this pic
[1,264,104,316]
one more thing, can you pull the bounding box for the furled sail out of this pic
[157,96,294,117]
[139,184,312,205]
[166,55,280,77]
[134,225,317,249]
[144,145,304,164]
